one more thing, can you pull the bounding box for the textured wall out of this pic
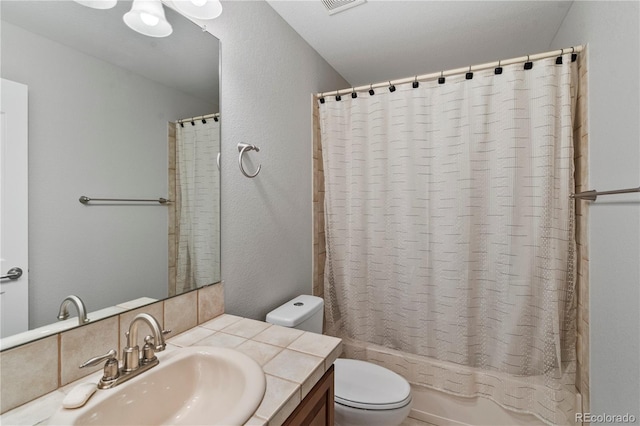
[199,1,347,320]
[551,1,640,419]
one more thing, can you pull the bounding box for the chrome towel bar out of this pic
[79,196,171,204]
[571,186,640,201]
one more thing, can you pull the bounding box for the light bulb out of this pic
[140,12,160,26]
[124,0,172,37]
[172,0,222,20]
[74,0,117,9]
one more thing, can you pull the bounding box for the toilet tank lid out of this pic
[266,295,323,328]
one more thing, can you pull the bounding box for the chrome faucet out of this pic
[80,313,170,390]
[57,295,90,325]
[122,313,167,372]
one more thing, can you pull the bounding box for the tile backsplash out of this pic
[0,282,224,414]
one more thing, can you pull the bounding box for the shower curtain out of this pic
[175,118,220,293]
[319,55,578,425]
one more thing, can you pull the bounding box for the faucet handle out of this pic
[80,349,119,382]
[142,335,157,364]
[153,329,171,352]
[80,349,117,368]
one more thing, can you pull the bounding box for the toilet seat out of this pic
[334,358,412,411]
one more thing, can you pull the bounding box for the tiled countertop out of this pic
[0,314,342,426]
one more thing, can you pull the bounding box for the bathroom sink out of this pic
[48,346,266,425]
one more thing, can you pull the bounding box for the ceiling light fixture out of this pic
[123,0,173,38]
[74,0,223,38]
[73,0,118,9]
[171,0,222,20]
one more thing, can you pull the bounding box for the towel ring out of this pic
[238,143,261,178]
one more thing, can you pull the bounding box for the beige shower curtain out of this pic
[175,118,221,293]
[319,54,578,425]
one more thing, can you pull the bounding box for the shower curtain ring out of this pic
[237,143,261,178]
[495,59,503,75]
[524,55,533,69]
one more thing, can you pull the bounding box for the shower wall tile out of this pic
[168,122,178,297]
[574,50,590,412]
[168,266,176,298]
[312,99,326,300]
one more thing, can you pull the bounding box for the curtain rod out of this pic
[176,112,220,124]
[317,45,583,98]
[571,186,640,201]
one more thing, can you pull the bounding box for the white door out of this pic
[0,78,29,338]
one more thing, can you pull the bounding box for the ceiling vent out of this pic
[321,0,366,16]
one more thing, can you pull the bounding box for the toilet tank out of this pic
[266,295,324,333]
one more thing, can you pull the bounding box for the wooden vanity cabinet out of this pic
[284,365,335,426]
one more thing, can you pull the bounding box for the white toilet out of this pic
[266,295,412,426]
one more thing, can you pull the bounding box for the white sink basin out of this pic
[49,346,266,425]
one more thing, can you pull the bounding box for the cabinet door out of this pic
[284,365,334,426]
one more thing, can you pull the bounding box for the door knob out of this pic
[1,267,23,281]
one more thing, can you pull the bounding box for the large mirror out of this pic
[0,0,220,349]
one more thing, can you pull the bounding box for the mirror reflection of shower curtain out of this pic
[319,55,579,425]
[175,118,220,293]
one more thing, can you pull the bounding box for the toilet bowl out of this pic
[334,358,412,426]
[266,295,412,426]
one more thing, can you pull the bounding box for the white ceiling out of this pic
[266,0,574,87]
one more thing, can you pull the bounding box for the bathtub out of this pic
[408,385,541,425]
[339,336,580,426]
